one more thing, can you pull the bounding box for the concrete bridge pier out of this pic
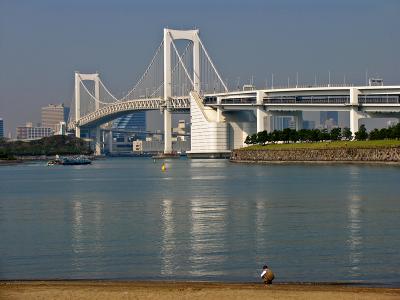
[164,108,172,154]
[256,108,274,133]
[108,130,113,153]
[95,126,101,156]
[75,127,81,138]
[350,108,363,138]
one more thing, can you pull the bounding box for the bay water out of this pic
[0,158,399,285]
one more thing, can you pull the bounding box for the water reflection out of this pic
[71,197,105,273]
[161,199,176,275]
[347,166,363,279]
[189,197,227,276]
[255,198,268,261]
[72,199,83,271]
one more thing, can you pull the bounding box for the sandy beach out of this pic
[1,281,399,300]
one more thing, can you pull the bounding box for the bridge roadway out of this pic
[73,85,400,156]
[75,85,400,128]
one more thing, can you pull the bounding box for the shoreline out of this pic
[1,281,399,300]
[230,159,400,165]
[231,146,400,164]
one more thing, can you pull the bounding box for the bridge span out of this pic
[70,28,400,157]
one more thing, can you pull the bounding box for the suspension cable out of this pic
[195,32,228,92]
[169,33,194,88]
[120,40,164,101]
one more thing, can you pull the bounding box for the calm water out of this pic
[0,158,399,285]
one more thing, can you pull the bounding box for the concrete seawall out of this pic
[230,147,400,163]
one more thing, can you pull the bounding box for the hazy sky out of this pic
[1,0,399,135]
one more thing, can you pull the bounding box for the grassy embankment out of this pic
[241,140,400,151]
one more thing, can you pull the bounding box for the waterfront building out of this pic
[113,112,146,140]
[17,122,52,140]
[172,120,188,141]
[0,118,4,138]
[41,104,70,133]
[273,116,294,131]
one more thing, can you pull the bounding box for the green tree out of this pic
[271,130,281,143]
[244,135,253,145]
[289,129,299,143]
[319,129,330,141]
[310,129,321,142]
[281,128,292,143]
[330,127,342,141]
[355,124,368,141]
[342,127,352,140]
[297,129,308,142]
[393,123,400,139]
[257,130,270,145]
[369,128,380,140]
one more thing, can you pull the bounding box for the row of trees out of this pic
[245,123,400,145]
[0,135,92,158]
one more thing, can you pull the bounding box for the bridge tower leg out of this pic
[75,72,81,138]
[163,29,173,154]
[163,28,201,154]
[164,108,172,154]
[108,130,113,153]
[95,127,101,155]
[350,108,363,138]
[94,74,102,155]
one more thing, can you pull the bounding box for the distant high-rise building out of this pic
[41,104,70,133]
[17,122,52,140]
[320,111,338,128]
[113,112,146,140]
[302,120,316,130]
[273,116,294,131]
[0,118,4,138]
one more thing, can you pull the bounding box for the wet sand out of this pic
[1,281,399,300]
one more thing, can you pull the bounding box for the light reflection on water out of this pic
[161,199,175,276]
[346,166,362,280]
[189,197,227,276]
[0,158,400,285]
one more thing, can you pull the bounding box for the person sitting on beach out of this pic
[260,265,275,285]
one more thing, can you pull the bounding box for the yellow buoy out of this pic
[161,163,166,172]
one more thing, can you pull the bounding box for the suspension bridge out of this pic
[71,28,400,157]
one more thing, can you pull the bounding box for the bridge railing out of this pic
[203,96,217,105]
[358,95,400,104]
[263,96,350,104]
[267,83,354,90]
[220,97,256,104]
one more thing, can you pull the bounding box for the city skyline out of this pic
[1,0,399,135]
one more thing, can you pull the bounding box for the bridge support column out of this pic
[350,108,363,138]
[256,108,267,133]
[349,88,361,138]
[164,109,172,154]
[258,110,274,133]
[256,91,270,133]
[75,127,81,138]
[95,126,101,156]
[108,130,113,153]
[75,72,81,138]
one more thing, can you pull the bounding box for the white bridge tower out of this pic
[163,29,200,154]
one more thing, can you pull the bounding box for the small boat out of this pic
[61,156,91,165]
[47,155,91,166]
